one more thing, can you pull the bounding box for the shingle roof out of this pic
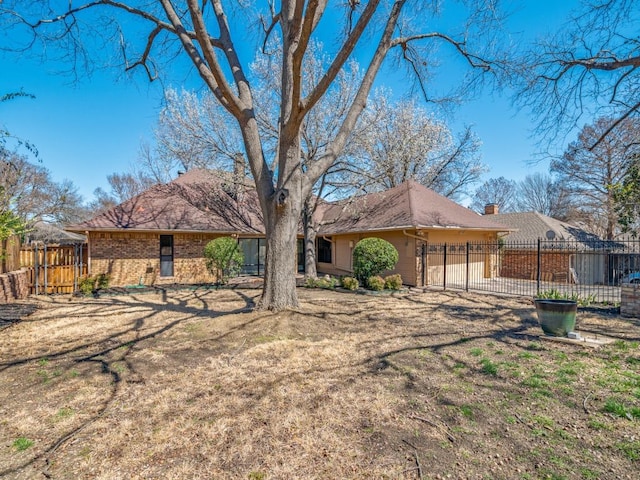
[67,169,264,234]
[69,173,510,236]
[26,221,87,245]
[485,211,603,244]
[318,180,510,235]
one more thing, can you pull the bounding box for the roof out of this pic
[485,211,607,245]
[318,180,511,235]
[67,169,264,234]
[25,221,87,245]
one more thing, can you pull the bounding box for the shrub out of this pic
[204,237,244,284]
[352,237,399,283]
[341,276,359,290]
[77,274,110,295]
[305,275,338,289]
[384,274,403,290]
[367,275,385,291]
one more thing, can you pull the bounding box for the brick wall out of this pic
[500,249,572,282]
[88,231,220,286]
[0,268,29,303]
[621,284,640,318]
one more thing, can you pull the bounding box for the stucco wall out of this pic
[88,231,220,286]
[0,268,29,303]
[317,231,419,286]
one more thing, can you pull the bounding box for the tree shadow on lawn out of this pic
[0,288,259,479]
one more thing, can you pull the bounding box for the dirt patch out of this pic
[1,288,639,479]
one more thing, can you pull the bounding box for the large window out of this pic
[159,235,174,277]
[317,237,332,264]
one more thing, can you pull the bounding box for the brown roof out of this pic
[319,180,510,235]
[68,169,264,234]
[69,173,508,236]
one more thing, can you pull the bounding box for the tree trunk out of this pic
[303,199,318,280]
[259,198,301,310]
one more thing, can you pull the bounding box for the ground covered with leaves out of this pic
[1,288,639,479]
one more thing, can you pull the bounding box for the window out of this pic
[159,235,174,277]
[317,237,332,264]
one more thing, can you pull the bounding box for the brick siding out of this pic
[500,249,573,283]
[88,232,220,286]
[621,284,640,318]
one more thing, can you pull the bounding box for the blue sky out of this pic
[1,1,577,204]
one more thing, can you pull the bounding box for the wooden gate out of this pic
[20,244,88,294]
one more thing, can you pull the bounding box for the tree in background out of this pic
[0,152,86,226]
[553,117,640,239]
[516,172,574,220]
[519,0,640,149]
[613,157,640,237]
[3,1,508,310]
[344,95,485,201]
[89,172,156,213]
[470,177,519,214]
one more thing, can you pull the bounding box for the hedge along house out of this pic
[66,169,296,287]
[316,181,511,287]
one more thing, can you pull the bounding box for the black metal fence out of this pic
[423,238,640,304]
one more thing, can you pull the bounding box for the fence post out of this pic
[443,243,447,290]
[466,242,470,292]
[421,243,426,287]
[536,238,541,295]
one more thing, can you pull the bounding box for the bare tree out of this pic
[2,1,507,309]
[470,176,518,214]
[90,172,157,213]
[519,0,640,148]
[0,152,85,225]
[516,172,574,219]
[345,95,485,200]
[553,117,640,239]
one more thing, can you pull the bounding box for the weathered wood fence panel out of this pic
[20,244,88,294]
[0,235,22,274]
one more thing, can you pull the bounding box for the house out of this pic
[67,169,272,286]
[68,170,509,287]
[317,181,510,286]
[483,207,622,285]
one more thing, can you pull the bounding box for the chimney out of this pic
[484,203,499,215]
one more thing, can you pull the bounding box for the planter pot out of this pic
[534,299,577,337]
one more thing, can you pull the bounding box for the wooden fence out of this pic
[20,244,88,294]
[0,235,22,274]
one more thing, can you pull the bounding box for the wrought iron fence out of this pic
[423,238,640,304]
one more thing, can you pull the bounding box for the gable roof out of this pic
[26,221,87,245]
[319,180,510,235]
[485,211,604,244]
[67,169,264,234]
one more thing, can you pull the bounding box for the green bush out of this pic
[341,276,359,290]
[352,237,399,283]
[306,275,338,289]
[367,275,385,291]
[78,274,110,295]
[204,237,244,284]
[384,274,403,290]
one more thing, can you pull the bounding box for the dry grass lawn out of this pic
[1,287,639,480]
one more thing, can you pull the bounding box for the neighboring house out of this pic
[484,207,621,285]
[24,221,87,246]
[67,171,509,287]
